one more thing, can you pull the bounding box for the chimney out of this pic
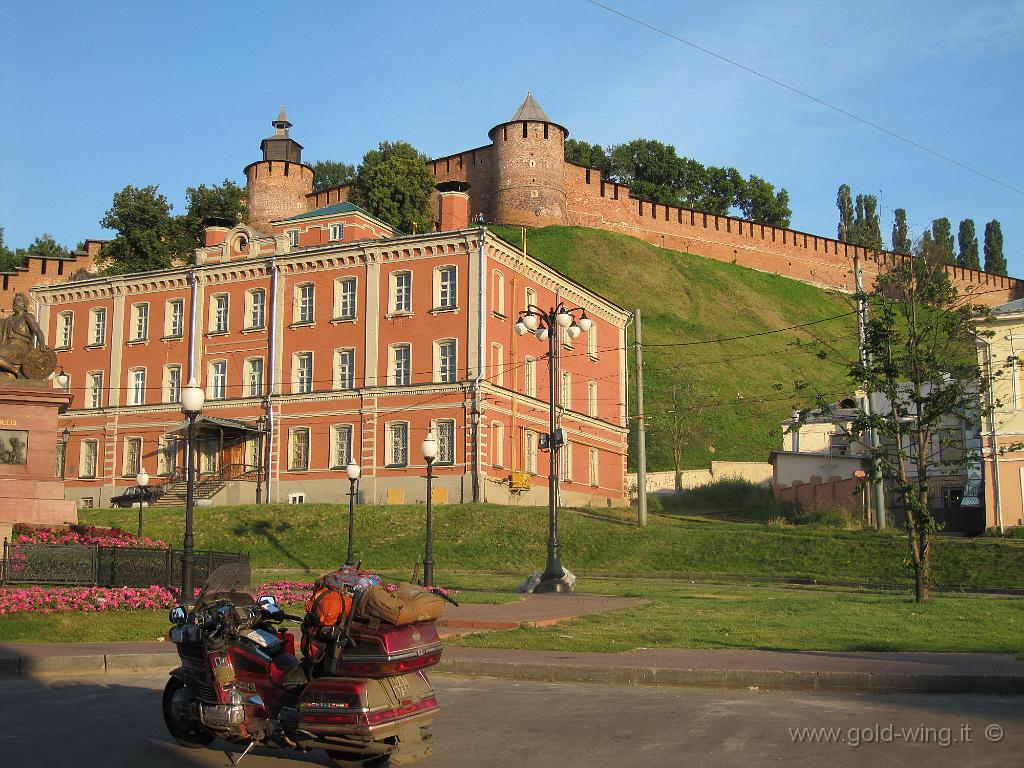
[436,181,470,232]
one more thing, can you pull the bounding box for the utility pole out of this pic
[854,257,887,529]
[634,309,648,528]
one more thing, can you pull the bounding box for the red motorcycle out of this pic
[162,564,442,767]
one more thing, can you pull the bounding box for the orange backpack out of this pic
[300,583,354,662]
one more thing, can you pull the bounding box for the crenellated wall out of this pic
[1,241,102,313]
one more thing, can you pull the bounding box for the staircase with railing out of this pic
[153,464,257,508]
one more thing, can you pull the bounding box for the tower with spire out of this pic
[244,107,314,234]
[487,92,569,227]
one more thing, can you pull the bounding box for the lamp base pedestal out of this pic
[533,575,574,593]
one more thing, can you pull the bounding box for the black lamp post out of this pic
[180,378,205,605]
[421,430,438,588]
[514,301,593,593]
[345,461,361,566]
[59,426,70,481]
[255,414,266,505]
[135,469,149,539]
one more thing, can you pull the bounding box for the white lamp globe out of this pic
[181,378,205,414]
[421,430,439,460]
[577,312,593,332]
[55,370,70,390]
[345,461,361,481]
[136,470,150,488]
[514,320,528,336]
[535,327,549,341]
[567,324,582,340]
[555,309,573,328]
[522,312,540,331]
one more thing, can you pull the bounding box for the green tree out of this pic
[607,138,684,207]
[0,225,19,272]
[180,179,247,249]
[648,366,716,490]
[310,160,356,193]
[691,165,744,217]
[956,219,980,269]
[984,219,1006,275]
[853,194,883,250]
[737,175,791,227]
[348,141,437,234]
[891,208,911,255]
[563,139,611,176]
[99,185,186,274]
[837,184,854,241]
[930,218,955,264]
[850,244,993,602]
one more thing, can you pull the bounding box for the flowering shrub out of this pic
[0,585,178,615]
[12,523,168,550]
[256,581,314,606]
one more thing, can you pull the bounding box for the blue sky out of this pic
[2,1,1021,273]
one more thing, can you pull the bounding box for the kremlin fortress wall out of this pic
[306,94,1023,308]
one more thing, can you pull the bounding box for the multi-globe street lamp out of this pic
[421,430,438,588]
[345,461,361,566]
[180,378,205,605]
[514,301,593,593]
[135,469,149,539]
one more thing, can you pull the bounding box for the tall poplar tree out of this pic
[956,219,980,269]
[892,208,912,255]
[854,194,883,250]
[984,220,1007,275]
[930,218,955,264]
[837,184,855,242]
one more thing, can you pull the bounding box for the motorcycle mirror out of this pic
[256,594,278,608]
[169,606,187,625]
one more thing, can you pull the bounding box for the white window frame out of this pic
[390,343,411,386]
[131,302,149,341]
[492,270,506,316]
[589,447,599,487]
[334,276,357,320]
[164,364,181,404]
[166,298,184,338]
[524,430,537,474]
[293,351,314,394]
[524,356,537,398]
[525,288,537,314]
[331,424,354,468]
[492,342,505,386]
[246,288,266,330]
[57,311,73,350]
[560,441,573,482]
[330,222,345,241]
[294,282,315,325]
[433,418,456,465]
[561,371,572,411]
[208,360,227,400]
[288,426,310,471]
[122,436,142,477]
[435,265,458,310]
[390,271,412,314]
[210,294,229,334]
[87,371,103,409]
[588,380,598,418]
[128,367,146,406]
[386,421,409,467]
[159,436,179,477]
[90,307,106,346]
[244,357,264,398]
[491,422,505,468]
[435,339,457,383]
[587,324,598,361]
[288,229,300,248]
[79,439,98,479]
[334,348,356,390]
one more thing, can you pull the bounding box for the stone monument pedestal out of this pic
[0,381,77,543]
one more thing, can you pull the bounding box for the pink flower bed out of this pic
[257,580,314,606]
[12,523,168,550]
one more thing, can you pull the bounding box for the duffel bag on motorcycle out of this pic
[356,582,444,626]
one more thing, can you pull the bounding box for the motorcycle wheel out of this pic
[324,749,391,768]
[162,677,214,748]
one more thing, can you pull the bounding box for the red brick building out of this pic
[32,112,630,507]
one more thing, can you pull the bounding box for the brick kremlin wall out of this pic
[0,241,102,313]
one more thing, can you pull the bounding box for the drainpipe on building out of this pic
[265,256,279,503]
[471,228,487,503]
[188,270,198,381]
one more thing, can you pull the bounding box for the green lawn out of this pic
[491,225,859,470]
[80,503,1024,590]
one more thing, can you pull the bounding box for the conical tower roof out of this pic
[509,91,550,122]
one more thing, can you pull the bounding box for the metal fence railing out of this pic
[0,540,249,589]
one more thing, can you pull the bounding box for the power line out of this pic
[584,0,1024,197]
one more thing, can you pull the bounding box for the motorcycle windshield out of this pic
[194,563,254,609]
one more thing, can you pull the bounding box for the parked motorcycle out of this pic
[162,564,442,767]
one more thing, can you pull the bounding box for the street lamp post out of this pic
[515,302,592,593]
[255,415,266,505]
[59,426,70,481]
[180,378,205,606]
[421,431,438,588]
[345,461,361,566]
[135,469,149,539]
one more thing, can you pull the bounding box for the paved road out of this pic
[1,672,1020,767]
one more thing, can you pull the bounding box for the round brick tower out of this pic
[244,107,314,234]
[488,93,568,227]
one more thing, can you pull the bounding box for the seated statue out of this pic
[0,293,52,380]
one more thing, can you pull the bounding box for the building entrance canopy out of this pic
[164,416,261,437]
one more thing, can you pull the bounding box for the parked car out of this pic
[110,485,164,508]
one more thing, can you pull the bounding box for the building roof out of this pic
[510,91,550,122]
[991,298,1024,315]
[281,201,368,222]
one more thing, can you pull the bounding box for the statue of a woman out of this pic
[0,293,49,379]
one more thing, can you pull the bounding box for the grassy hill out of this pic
[490,226,858,471]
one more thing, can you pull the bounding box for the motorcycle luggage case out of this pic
[324,620,443,678]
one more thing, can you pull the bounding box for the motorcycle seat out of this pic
[269,653,308,690]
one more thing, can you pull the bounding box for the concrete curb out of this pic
[1,652,1021,695]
